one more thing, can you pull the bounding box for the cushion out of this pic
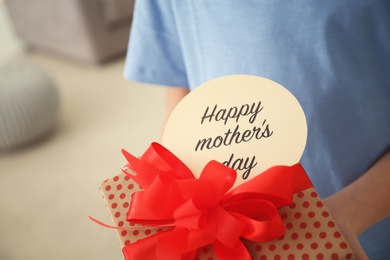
[0,59,59,150]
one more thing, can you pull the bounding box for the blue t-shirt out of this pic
[124,1,390,258]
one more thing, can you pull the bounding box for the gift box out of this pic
[97,143,354,260]
[95,75,355,259]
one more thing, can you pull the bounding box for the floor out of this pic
[0,51,165,260]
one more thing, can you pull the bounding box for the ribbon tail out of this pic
[213,239,252,260]
[88,216,129,230]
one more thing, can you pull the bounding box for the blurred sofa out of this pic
[5,0,134,63]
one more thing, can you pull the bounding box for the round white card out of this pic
[162,75,307,188]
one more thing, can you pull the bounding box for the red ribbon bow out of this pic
[121,143,312,260]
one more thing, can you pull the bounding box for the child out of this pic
[124,1,390,259]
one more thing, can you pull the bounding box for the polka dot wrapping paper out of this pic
[99,169,355,259]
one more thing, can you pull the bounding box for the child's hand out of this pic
[324,196,368,259]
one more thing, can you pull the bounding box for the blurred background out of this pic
[0,0,165,259]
